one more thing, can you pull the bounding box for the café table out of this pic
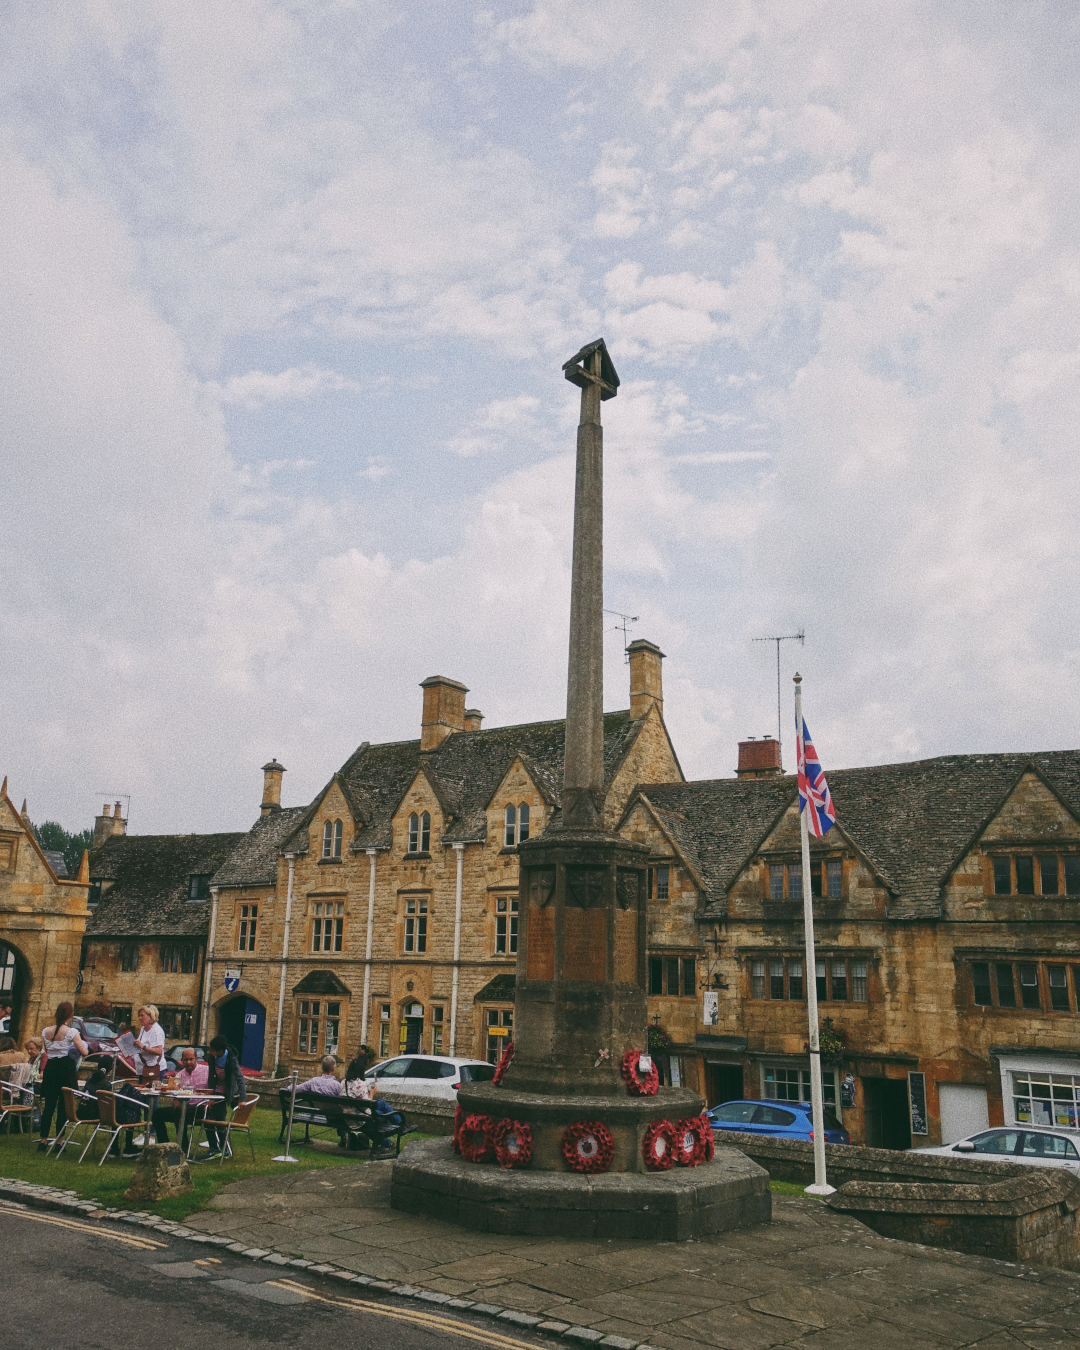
[139,1086,224,1154]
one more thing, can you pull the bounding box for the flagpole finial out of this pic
[793,671,802,684]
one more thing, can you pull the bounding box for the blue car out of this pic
[708,1098,851,1145]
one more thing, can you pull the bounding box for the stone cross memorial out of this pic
[391,340,771,1239]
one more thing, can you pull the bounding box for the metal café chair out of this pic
[80,1089,151,1165]
[0,1080,34,1135]
[48,1087,98,1158]
[195,1094,259,1164]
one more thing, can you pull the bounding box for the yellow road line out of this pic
[0,1203,166,1251]
[269,1278,553,1350]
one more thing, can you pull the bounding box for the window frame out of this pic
[403,897,429,954]
[748,953,869,1003]
[159,942,200,975]
[969,958,1080,1013]
[311,900,345,954]
[238,903,258,953]
[494,895,519,955]
[647,953,697,998]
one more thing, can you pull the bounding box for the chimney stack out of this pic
[420,676,468,751]
[736,736,783,778]
[464,709,484,733]
[627,639,665,720]
[92,801,127,848]
[261,759,286,816]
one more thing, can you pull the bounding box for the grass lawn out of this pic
[0,1108,407,1221]
[769,1178,819,1196]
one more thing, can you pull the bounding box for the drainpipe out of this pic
[273,854,296,1073]
[360,849,377,1050]
[200,886,220,1041]
[449,843,466,1056]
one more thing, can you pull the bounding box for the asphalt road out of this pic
[0,1202,561,1350]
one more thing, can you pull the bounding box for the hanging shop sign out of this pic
[224,968,242,993]
[702,991,719,1025]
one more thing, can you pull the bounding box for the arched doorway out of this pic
[218,995,266,1071]
[400,1001,424,1055]
[0,941,29,1042]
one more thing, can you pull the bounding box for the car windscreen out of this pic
[82,1022,117,1039]
[459,1064,496,1083]
[709,1101,757,1124]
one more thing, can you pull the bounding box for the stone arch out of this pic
[0,939,33,1044]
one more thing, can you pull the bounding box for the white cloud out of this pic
[214,366,360,411]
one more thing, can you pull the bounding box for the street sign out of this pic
[224,969,241,993]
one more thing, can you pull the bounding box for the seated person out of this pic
[0,1036,28,1066]
[77,1057,138,1158]
[297,1056,343,1095]
[22,1038,44,1082]
[359,1094,404,1158]
[151,1047,208,1151]
[197,1035,244,1161]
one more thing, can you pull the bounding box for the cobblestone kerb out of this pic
[391,1136,770,1239]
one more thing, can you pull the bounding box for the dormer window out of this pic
[504,803,530,847]
[408,812,430,854]
[322,820,343,860]
[188,874,211,901]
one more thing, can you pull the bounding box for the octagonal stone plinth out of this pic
[391,1136,771,1240]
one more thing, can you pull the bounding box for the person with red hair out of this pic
[38,1001,88,1150]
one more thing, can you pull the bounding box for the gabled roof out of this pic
[282,709,649,854]
[212,806,307,889]
[637,749,1080,921]
[293,969,351,996]
[86,832,244,938]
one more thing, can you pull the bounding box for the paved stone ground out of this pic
[179,1159,1080,1349]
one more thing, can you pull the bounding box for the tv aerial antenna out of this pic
[604,609,638,663]
[752,631,805,761]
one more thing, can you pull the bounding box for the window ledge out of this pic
[403,852,431,860]
[318,857,343,865]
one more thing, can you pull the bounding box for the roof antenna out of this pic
[604,609,639,663]
[752,631,805,765]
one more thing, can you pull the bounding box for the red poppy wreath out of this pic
[672,1115,712,1166]
[492,1039,515,1086]
[492,1117,533,1169]
[620,1048,659,1097]
[561,1120,615,1173]
[458,1113,496,1163]
[452,1102,465,1155]
[697,1111,715,1162]
[642,1119,678,1171]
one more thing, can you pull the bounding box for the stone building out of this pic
[201,640,681,1077]
[621,746,1080,1149]
[0,778,91,1043]
[82,825,243,1040]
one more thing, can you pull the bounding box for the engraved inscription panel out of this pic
[564,908,606,981]
[613,909,638,984]
[526,906,555,980]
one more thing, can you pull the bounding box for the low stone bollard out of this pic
[124,1143,193,1202]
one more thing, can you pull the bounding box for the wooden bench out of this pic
[278,1089,418,1156]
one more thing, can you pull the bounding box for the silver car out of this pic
[913,1126,1080,1176]
[364,1054,495,1100]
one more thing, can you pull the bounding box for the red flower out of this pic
[452,1102,465,1155]
[459,1113,496,1163]
[620,1048,659,1097]
[492,1040,515,1086]
[698,1111,715,1162]
[561,1120,615,1173]
[642,1119,677,1171]
[673,1115,712,1166]
[492,1117,533,1169]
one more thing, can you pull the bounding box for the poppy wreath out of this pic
[620,1048,659,1097]
[452,1102,465,1155]
[642,1118,678,1171]
[673,1115,712,1166]
[561,1120,615,1173]
[492,1039,515,1086]
[698,1111,715,1162]
[492,1117,533,1169]
[458,1113,497,1163]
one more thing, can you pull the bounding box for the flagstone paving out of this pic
[180,1159,1080,1349]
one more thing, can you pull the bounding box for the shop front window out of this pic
[1012,1072,1080,1128]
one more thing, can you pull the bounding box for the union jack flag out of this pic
[798,716,836,838]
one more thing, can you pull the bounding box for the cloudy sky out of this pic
[3,1,1079,835]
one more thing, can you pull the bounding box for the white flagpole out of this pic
[795,673,834,1197]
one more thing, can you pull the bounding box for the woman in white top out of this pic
[134,1004,167,1081]
[38,1001,89,1147]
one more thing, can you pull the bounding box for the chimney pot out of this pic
[420,676,469,751]
[261,759,286,816]
[627,639,665,720]
[464,708,484,733]
[736,737,783,778]
[114,801,123,819]
[103,803,112,817]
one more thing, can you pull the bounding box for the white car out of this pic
[364,1054,495,1100]
[913,1126,1080,1176]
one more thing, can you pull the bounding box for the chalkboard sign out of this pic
[908,1070,928,1135]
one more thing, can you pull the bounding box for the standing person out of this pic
[133,1005,166,1082]
[38,1002,89,1150]
[198,1035,246,1161]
